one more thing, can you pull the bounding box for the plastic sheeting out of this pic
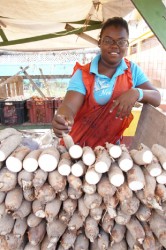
[0,0,134,51]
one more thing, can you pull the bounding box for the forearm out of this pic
[52,91,85,137]
[57,91,85,119]
[135,81,161,107]
[139,89,161,107]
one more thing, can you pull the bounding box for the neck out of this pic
[98,58,121,78]
[100,57,121,68]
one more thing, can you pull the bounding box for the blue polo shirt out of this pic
[67,54,149,105]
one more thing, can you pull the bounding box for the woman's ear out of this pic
[98,39,101,47]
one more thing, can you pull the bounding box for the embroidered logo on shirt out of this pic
[94,77,110,92]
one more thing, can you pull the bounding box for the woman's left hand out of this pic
[110,88,139,119]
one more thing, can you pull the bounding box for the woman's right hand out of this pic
[52,91,85,138]
[52,112,74,138]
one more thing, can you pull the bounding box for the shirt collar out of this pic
[90,54,128,77]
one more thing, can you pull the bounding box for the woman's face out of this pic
[99,25,129,66]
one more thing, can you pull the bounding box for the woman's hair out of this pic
[99,17,129,38]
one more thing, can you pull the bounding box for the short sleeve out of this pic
[130,62,149,87]
[67,69,86,95]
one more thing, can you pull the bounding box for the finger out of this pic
[52,115,66,126]
[122,105,133,118]
[110,100,119,112]
[52,120,69,131]
[57,115,74,129]
[119,107,133,119]
[57,114,69,126]
[117,101,134,118]
[115,103,125,118]
[66,118,74,127]
[53,127,70,138]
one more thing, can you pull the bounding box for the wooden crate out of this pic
[26,98,54,123]
[131,104,166,149]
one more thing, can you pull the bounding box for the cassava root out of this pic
[0,128,166,249]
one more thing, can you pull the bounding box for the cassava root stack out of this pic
[0,128,166,249]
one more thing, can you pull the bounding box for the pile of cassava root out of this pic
[0,128,166,250]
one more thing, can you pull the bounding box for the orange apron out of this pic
[68,58,133,148]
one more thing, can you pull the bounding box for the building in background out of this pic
[126,9,166,101]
